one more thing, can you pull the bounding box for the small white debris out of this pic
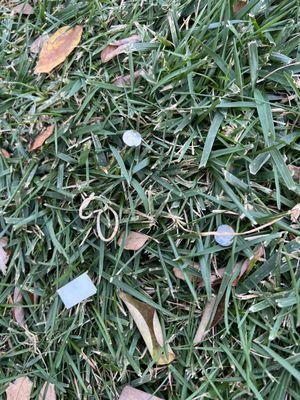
[214,224,235,246]
[122,130,142,147]
[57,272,97,309]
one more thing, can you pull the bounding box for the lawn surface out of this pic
[1,0,300,399]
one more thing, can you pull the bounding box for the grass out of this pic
[0,0,300,399]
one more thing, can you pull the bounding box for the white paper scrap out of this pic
[57,272,97,309]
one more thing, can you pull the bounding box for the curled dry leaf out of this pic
[290,204,300,223]
[101,34,141,63]
[1,148,11,158]
[118,231,149,250]
[35,25,83,74]
[30,34,49,54]
[119,386,163,400]
[6,377,33,400]
[12,3,34,15]
[29,125,54,151]
[13,287,25,326]
[120,291,174,365]
[113,69,143,87]
[0,237,9,275]
[39,382,56,400]
[233,0,247,14]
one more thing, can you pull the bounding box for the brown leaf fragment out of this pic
[117,231,149,250]
[288,165,300,181]
[173,263,225,286]
[13,287,25,326]
[12,3,34,15]
[113,69,143,87]
[211,294,226,327]
[233,0,247,14]
[193,294,226,345]
[1,148,11,158]
[120,291,174,365]
[101,34,141,63]
[232,245,264,286]
[290,204,300,223]
[119,386,163,400]
[29,125,54,151]
[6,377,33,400]
[0,237,9,275]
[39,382,56,400]
[113,35,141,47]
[30,34,49,54]
[193,297,216,344]
[34,25,83,74]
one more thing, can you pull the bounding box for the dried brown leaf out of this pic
[0,237,9,275]
[13,287,25,326]
[12,3,34,15]
[118,231,149,250]
[6,377,33,400]
[113,69,143,87]
[1,148,11,158]
[288,165,300,180]
[119,386,163,400]
[211,295,226,327]
[193,297,215,344]
[193,294,226,345]
[101,35,141,63]
[35,25,82,74]
[29,125,54,151]
[233,0,247,14]
[120,291,174,365]
[173,263,225,286]
[290,204,300,223]
[30,34,49,54]
[39,382,56,400]
[113,35,141,47]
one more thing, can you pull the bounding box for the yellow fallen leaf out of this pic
[117,231,149,250]
[34,25,83,74]
[6,377,33,400]
[120,291,174,365]
[101,35,141,63]
[12,3,34,15]
[13,287,25,326]
[29,125,54,151]
[39,382,56,400]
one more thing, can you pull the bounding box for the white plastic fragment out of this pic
[214,224,235,246]
[122,130,142,147]
[57,272,97,309]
